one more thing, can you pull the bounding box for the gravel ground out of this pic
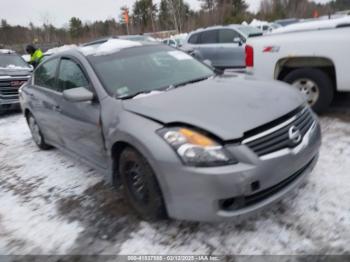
[0,98,349,255]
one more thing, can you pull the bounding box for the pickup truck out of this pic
[0,49,32,112]
[246,27,350,113]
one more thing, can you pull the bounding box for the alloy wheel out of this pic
[292,78,320,106]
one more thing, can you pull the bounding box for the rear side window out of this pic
[34,58,59,91]
[200,30,218,44]
[57,59,89,91]
[188,33,200,44]
[218,29,241,43]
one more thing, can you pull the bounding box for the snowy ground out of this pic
[0,97,349,255]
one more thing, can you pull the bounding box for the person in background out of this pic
[26,44,43,68]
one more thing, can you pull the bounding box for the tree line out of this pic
[0,0,349,51]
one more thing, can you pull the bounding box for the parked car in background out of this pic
[247,27,350,113]
[119,34,158,42]
[257,23,282,33]
[0,49,31,112]
[20,39,321,222]
[248,19,282,33]
[163,34,188,48]
[274,18,300,27]
[162,38,178,48]
[182,25,262,69]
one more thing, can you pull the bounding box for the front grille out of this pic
[243,107,315,157]
[0,79,27,100]
[220,157,315,211]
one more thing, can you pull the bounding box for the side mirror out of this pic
[233,37,243,46]
[63,87,93,102]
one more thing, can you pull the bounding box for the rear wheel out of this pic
[27,113,51,150]
[119,147,167,221]
[283,68,334,114]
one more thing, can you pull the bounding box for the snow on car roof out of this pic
[44,45,78,55]
[79,39,142,56]
[0,49,15,54]
[0,64,31,70]
[271,16,350,34]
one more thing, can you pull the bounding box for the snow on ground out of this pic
[0,107,349,255]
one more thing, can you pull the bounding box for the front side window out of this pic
[218,29,241,43]
[34,58,59,91]
[89,45,214,99]
[57,59,89,91]
[200,30,218,44]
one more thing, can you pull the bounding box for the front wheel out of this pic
[283,68,334,114]
[119,147,167,221]
[27,113,51,150]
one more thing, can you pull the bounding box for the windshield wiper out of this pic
[173,76,212,88]
[158,75,212,92]
[118,76,212,99]
[117,91,152,100]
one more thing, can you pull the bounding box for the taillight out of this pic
[245,45,254,67]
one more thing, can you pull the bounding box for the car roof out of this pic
[82,36,119,47]
[45,39,160,59]
[0,49,16,54]
[188,24,254,35]
[82,35,157,47]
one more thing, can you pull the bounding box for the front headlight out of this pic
[158,127,237,167]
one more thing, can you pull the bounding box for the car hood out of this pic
[0,68,31,77]
[122,75,304,141]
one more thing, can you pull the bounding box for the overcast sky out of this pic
[0,0,331,27]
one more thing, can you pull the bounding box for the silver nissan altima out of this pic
[19,40,321,222]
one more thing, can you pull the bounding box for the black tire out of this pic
[119,147,167,221]
[27,113,51,150]
[283,68,334,114]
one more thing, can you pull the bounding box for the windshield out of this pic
[89,45,214,98]
[237,26,263,37]
[0,53,30,69]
